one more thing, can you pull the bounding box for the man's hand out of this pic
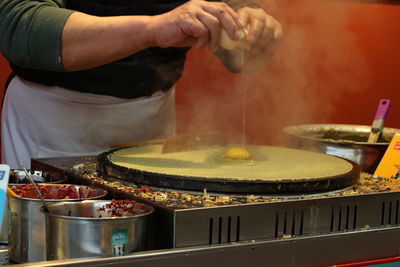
[219,7,283,72]
[59,0,280,72]
[149,0,242,51]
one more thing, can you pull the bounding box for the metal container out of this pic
[0,169,66,244]
[43,200,154,261]
[9,169,67,184]
[282,124,400,173]
[8,184,107,263]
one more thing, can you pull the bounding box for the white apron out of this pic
[1,76,176,169]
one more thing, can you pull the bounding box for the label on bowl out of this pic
[111,229,128,256]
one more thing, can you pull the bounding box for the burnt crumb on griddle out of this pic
[68,162,400,209]
[73,162,97,175]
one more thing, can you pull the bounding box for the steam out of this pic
[176,0,371,146]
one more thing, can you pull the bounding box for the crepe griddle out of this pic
[97,145,360,194]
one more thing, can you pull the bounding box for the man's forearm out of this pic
[61,13,154,71]
[62,0,243,71]
[0,0,155,71]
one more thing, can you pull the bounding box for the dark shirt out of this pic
[8,0,190,99]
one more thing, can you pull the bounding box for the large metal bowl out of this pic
[282,124,400,173]
[0,170,67,244]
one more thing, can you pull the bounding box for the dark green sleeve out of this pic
[0,0,75,71]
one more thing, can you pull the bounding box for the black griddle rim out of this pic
[97,146,360,194]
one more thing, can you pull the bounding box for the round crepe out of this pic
[107,145,353,182]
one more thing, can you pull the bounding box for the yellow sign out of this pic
[374,134,400,179]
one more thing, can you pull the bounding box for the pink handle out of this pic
[374,99,391,121]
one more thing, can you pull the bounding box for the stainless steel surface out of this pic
[22,166,50,213]
[12,170,45,183]
[0,170,66,244]
[44,200,154,261]
[10,169,66,184]
[171,191,400,248]
[282,124,400,173]
[13,226,400,267]
[8,185,107,263]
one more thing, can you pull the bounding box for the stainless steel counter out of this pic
[13,226,400,267]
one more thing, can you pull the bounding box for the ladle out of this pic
[21,165,50,213]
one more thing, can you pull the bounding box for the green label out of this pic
[111,229,128,256]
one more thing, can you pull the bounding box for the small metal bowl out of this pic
[282,124,400,173]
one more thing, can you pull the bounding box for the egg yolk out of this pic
[224,147,251,160]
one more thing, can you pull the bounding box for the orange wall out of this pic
[1,0,400,146]
[176,0,400,145]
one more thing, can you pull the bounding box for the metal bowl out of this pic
[282,124,400,173]
[43,200,154,260]
[0,170,67,244]
[9,169,66,184]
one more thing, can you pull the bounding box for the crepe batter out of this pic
[108,145,353,181]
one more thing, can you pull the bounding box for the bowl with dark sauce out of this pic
[283,124,400,173]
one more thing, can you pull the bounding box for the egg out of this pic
[224,147,251,160]
[219,29,251,50]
